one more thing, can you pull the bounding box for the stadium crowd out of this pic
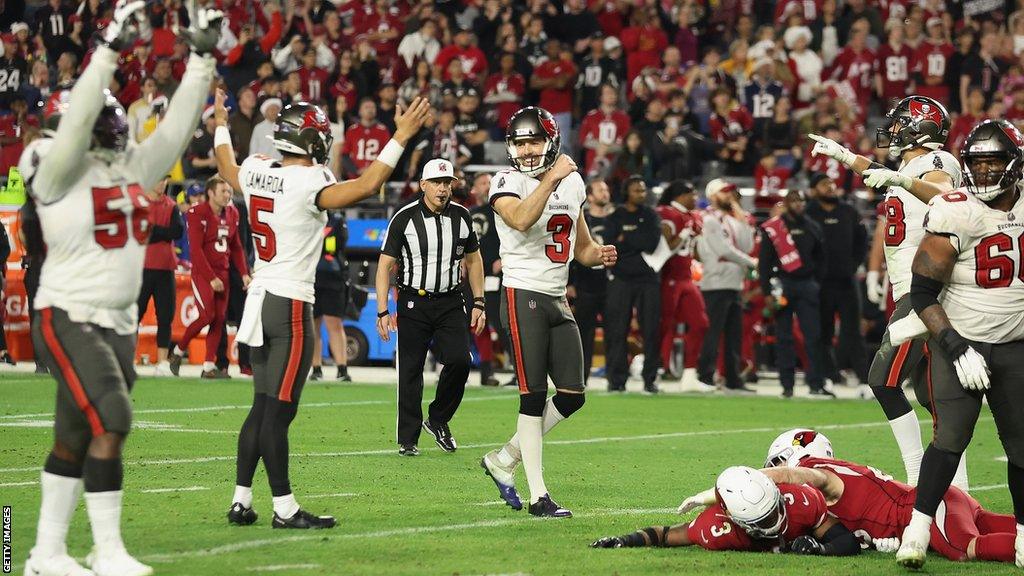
[1,0,1023,395]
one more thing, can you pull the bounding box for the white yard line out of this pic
[970,484,1008,492]
[0,481,36,487]
[140,486,210,494]
[248,565,321,572]
[304,493,358,499]
[471,501,509,507]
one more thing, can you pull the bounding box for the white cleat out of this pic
[24,552,96,576]
[1015,531,1024,568]
[86,548,153,576]
[896,522,930,569]
[152,363,173,377]
[481,450,516,488]
[691,380,717,394]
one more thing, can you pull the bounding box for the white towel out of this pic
[889,310,928,346]
[237,285,267,347]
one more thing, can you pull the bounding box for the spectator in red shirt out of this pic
[620,6,669,85]
[874,20,913,109]
[0,94,36,175]
[948,86,988,159]
[297,48,331,104]
[435,27,487,82]
[1006,81,1024,131]
[579,83,631,177]
[829,21,875,113]
[754,151,793,194]
[352,0,403,66]
[708,87,754,174]
[341,97,391,178]
[483,52,526,133]
[137,178,184,377]
[530,40,577,154]
[911,17,954,106]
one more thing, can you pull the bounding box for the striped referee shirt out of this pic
[381,197,479,294]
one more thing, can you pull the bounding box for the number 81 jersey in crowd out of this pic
[879,150,961,300]
[489,168,586,297]
[924,189,1024,343]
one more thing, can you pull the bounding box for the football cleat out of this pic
[201,369,230,379]
[309,366,323,381]
[271,509,336,529]
[724,385,757,396]
[239,365,253,376]
[85,547,153,576]
[337,368,352,382]
[227,502,257,526]
[807,388,836,399]
[398,444,419,457]
[692,380,717,393]
[896,521,930,569]
[1,351,16,365]
[167,352,182,376]
[481,451,522,510]
[643,382,659,394]
[528,494,572,518]
[152,363,173,377]
[23,552,95,576]
[590,536,625,548]
[423,420,457,452]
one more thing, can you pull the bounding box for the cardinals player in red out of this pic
[591,466,860,557]
[655,181,706,379]
[169,175,251,377]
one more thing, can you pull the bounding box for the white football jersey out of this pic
[924,189,1024,343]
[237,155,332,303]
[29,47,213,334]
[489,169,586,297]
[881,150,962,300]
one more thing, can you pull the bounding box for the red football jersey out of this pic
[804,147,849,190]
[435,45,488,82]
[686,483,828,552]
[330,75,359,112]
[830,47,876,106]
[186,202,247,279]
[911,41,954,102]
[298,66,331,104]
[535,59,577,115]
[709,106,754,144]
[656,203,701,281]
[754,165,793,193]
[948,113,986,158]
[798,457,913,540]
[579,109,631,174]
[341,122,391,176]
[875,43,914,104]
[483,72,526,129]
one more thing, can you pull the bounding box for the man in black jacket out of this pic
[805,172,868,388]
[0,218,12,364]
[568,178,612,384]
[604,176,661,393]
[759,190,830,398]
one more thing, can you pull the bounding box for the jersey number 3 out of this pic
[249,196,277,261]
[92,185,148,249]
[545,214,573,263]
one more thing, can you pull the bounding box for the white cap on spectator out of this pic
[259,97,283,115]
[783,26,812,50]
[705,178,737,198]
[926,17,944,29]
[421,158,457,181]
[604,36,621,52]
[10,22,28,35]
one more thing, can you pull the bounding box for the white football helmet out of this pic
[715,466,787,539]
[764,428,834,468]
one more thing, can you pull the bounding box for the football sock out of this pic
[951,451,969,492]
[272,493,300,519]
[203,361,217,372]
[235,393,265,488]
[914,444,961,516]
[33,471,83,557]
[1008,461,1024,523]
[888,411,924,485]
[501,396,572,466]
[974,533,1016,562]
[621,527,668,547]
[84,491,125,555]
[232,485,253,509]
[517,414,546,504]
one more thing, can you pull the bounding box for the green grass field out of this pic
[0,374,1019,575]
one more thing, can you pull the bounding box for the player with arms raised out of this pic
[479,106,616,517]
[214,88,431,528]
[896,119,1024,568]
[808,96,965,490]
[22,2,222,575]
[591,466,860,557]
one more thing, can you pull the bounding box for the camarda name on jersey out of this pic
[245,170,285,195]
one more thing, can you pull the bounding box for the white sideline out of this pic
[305,493,358,499]
[140,486,210,494]
[248,564,321,572]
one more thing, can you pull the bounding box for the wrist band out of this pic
[377,310,390,318]
[378,139,405,168]
[214,125,232,148]
[473,303,486,311]
[473,296,485,303]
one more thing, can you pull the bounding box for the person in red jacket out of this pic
[137,178,184,376]
[169,175,251,378]
[435,27,487,83]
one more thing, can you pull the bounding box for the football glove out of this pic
[677,488,716,515]
[100,0,147,51]
[865,270,884,304]
[874,537,900,553]
[808,134,856,167]
[862,167,912,191]
[789,535,825,555]
[937,328,991,391]
[179,0,225,55]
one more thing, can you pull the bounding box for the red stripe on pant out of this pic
[278,300,304,402]
[39,308,106,436]
[886,341,912,388]
[505,287,528,394]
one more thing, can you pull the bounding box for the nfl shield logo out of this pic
[529,300,537,310]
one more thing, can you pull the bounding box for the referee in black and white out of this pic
[376,158,486,456]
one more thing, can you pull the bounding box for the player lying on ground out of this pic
[591,466,860,556]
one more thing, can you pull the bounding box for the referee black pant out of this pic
[137,268,176,349]
[396,290,471,446]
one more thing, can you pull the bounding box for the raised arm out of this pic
[212,88,241,191]
[491,156,577,232]
[862,167,955,204]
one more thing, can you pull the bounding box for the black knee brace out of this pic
[83,456,123,492]
[552,392,585,418]
[519,392,547,417]
[44,452,83,479]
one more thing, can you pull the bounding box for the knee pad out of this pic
[44,451,83,478]
[552,392,585,418]
[519,391,547,417]
[94,388,133,434]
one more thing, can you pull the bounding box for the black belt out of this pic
[398,287,460,299]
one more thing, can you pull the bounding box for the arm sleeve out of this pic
[703,215,757,268]
[33,46,120,204]
[186,211,215,279]
[759,229,776,294]
[131,54,217,191]
[148,204,184,243]
[272,43,293,72]
[820,523,861,556]
[315,43,336,72]
[259,12,283,54]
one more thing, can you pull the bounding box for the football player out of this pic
[897,119,1024,568]
[808,96,966,490]
[479,106,617,517]
[591,466,860,556]
[22,2,222,575]
[213,90,431,528]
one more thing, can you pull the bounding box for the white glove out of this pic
[180,0,225,55]
[888,311,927,346]
[808,134,856,167]
[100,0,147,51]
[677,488,716,515]
[863,167,912,190]
[953,346,991,391]
[865,270,883,304]
[874,537,901,553]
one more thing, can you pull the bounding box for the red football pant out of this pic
[179,272,230,364]
[658,279,707,370]
[929,486,1017,562]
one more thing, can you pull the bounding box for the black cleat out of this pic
[808,388,837,399]
[528,494,572,518]
[0,351,15,365]
[271,508,336,529]
[591,535,626,548]
[337,367,352,382]
[227,502,258,525]
[309,366,323,381]
[422,420,457,452]
[168,352,182,376]
[399,444,419,456]
[643,382,659,394]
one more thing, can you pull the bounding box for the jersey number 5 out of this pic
[249,196,277,261]
[92,185,148,249]
[545,214,573,263]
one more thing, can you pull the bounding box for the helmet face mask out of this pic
[875,96,950,159]
[961,119,1024,202]
[505,106,560,177]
